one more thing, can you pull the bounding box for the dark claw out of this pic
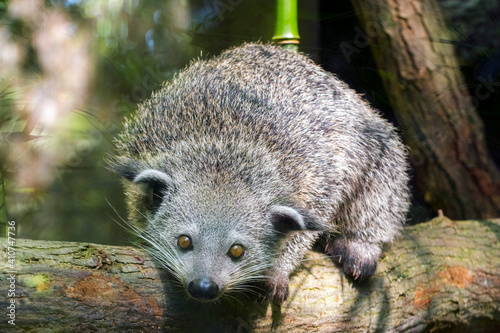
[326,238,380,281]
[262,277,290,304]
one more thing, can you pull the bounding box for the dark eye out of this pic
[177,235,193,250]
[228,244,245,259]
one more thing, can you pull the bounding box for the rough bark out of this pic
[1,217,499,332]
[349,0,500,219]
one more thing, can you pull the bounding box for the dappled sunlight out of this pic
[1,0,92,194]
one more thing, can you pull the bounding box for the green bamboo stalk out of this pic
[272,0,300,52]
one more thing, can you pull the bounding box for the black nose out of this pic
[188,278,220,301]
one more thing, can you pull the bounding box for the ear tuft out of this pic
[268,205,326,234]
[106,156,141,181]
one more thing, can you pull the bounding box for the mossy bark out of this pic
[349,0,500,219]
[1,217,499,332]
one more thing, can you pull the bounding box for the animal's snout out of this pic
[188,278,220,301]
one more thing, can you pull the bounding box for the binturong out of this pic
[110,43,410,304]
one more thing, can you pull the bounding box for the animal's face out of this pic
[116,164,325,302]
[144,178,277,302]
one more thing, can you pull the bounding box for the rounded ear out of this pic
[133,169,173,186]
[133,169,175,212]
[268,205,326,234]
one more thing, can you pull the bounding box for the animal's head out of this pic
[111,152,325,302]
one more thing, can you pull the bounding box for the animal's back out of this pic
[117,44,404,225]
[119,44,366,156]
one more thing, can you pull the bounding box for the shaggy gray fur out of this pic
[112,43,410,304]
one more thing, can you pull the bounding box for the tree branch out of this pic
[349,0,500,219]
[1,217,499,332]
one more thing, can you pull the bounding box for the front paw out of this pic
[326,238,381,281]
[260,276,289,304]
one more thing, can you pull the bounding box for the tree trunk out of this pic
[348,0,500,219]
[1,217,499,332]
